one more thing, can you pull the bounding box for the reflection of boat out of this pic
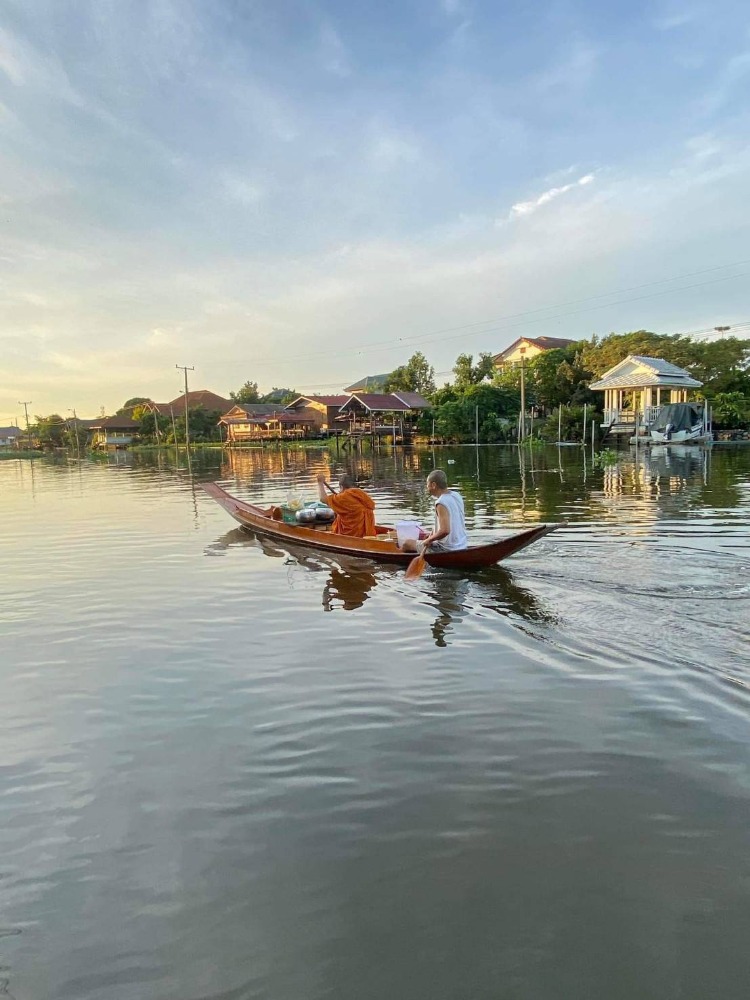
[202,482,558,570]
[646,403,712,444]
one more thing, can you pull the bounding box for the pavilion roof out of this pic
[589,355,702,390]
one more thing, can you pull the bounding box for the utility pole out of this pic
[18,400,32,446]
[175,364,194,449]
[714,326,731,337]
[519,348,526,441]
[68,409,81,461]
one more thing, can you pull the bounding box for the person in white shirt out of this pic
[402,469,468,553]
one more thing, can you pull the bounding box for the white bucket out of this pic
[395,520,421,548]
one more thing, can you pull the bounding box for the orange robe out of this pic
[325,488,376,537]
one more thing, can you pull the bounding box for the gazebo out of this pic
[590,355,702,433]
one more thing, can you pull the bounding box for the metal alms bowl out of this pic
[295,508,318,524]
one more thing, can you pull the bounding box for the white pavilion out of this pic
[589,355,702,433]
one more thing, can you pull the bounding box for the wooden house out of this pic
[337,392,430,434]
[89,414,140,449]
[589,355,703,435]
[0,426,22,448]
[493,336,576,367]
[283,395,350,434]
[219,404,316,442]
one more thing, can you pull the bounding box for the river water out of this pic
[2,444,749,1000]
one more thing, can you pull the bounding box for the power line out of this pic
[240,261,750,369]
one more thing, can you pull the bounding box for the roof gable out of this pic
[493,336,576,362]
[344,374,389,392]
[340,393,412,412]
[285,394,349,409]
[391,391,430,409]
[168,389,232,411]
[589,354,703,390]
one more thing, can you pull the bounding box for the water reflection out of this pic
[207,528,552,646]
[322,568,377,611]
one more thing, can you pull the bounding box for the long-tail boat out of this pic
[202,482,559,570]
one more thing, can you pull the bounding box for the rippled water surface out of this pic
[2,444,749,1000]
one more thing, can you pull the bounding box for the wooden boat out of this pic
[202,482,559,570]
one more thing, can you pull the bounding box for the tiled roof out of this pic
[628,355,690,375]
[344,374,389,392]
[168,389,232,410]
[589,354,703,390]
[271,413,316,423]
[0,426,21,436]
[286,395,349,408]
[90,415,140,429]
[493,336,576,361]
[590,372,702,389]
[341,393,412,412]
[391,391,430,409]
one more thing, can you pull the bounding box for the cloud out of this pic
[651,3,704,30]
[532,36,600,95]
[507,173,595,220]
[219,170,264,207]
[318,23,352,78]
[441,0,469,15]
[368,127,422,169]
[696,48,750,116]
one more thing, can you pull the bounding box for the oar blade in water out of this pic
[404,554,427,582]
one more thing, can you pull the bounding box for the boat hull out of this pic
[202,482,559,570]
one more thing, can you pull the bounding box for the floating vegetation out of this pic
[592,448,619,468]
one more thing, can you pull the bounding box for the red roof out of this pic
[168,389,232,411]
[391,391,430,409]
[271,413,316,424]
[341,393,412,412]
[91,415,140,430]
[286,395,349,408]
[493,336,576,362]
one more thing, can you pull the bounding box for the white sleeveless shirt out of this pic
[434,491,468,550]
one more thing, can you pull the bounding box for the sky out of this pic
[1,0,749,423]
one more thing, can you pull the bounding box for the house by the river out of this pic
[493,336,577,368]
[590,355,703,435]
[0,426,22,448]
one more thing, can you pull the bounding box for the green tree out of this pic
[33,414,66,449]
[710,392,750,429]
[579,330,750,395]
[118,397,151,413]
[431,384,520,442]
[135,408,171,442]
[452,352,495,390]
[230,381,260,403]
[261,387,297,404]
[385,352,436,396]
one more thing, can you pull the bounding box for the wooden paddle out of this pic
[404,544,429,582]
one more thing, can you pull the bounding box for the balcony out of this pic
[602,406,662,428]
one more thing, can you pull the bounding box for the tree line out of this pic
[382,331,750,442]
[25,329,750,448]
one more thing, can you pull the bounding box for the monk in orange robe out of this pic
[316,473,376,537]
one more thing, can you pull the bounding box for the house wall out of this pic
[504,341,545,364]
[289,404,326,430]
